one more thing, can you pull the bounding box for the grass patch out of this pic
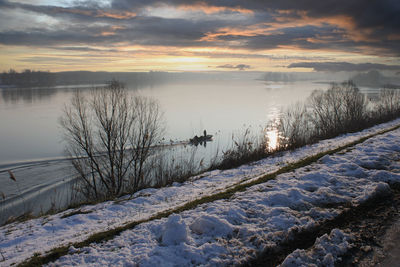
[18,123,400,267]
[4,211,34,225]
[60,210,93,219]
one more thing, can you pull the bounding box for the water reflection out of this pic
[0,87,59,104]
[266,128,279,151]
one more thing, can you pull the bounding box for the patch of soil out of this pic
[340,184,400,266]
[244,184,400,267]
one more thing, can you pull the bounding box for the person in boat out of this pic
[190,130,212,145]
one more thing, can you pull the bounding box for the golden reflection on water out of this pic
[266,128,279,152]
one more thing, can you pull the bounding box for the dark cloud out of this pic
[0,1,240,48]
[0,0,135,22]
[17,56,109,64]
[0,0,399,57]
[110,0,400,30]
[0,26,115,46]
[0,15,223,47]
[3,0,400,33]
[288,62,400,72]
[215,25,357,52]
[52,46,119,52]
[111,0,400,54]
[191,52,331,60]
[216,64,251,70]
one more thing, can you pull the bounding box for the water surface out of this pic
[0,79,378,222]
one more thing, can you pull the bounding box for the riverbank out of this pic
[1,118,400,266]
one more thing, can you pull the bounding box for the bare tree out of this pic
[376,87,400,120]
[60,80,164,200]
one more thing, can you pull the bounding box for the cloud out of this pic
[0,0,399,64]
[111,0,400,54]
[51,46,119,52]
[213,24,360,53]
[0,0,136,20]
[288,62,400,72]
[216,64,251,70]
[109,0,400,30]
[0,15,225,47]
[189,51,331,60]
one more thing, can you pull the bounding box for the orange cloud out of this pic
[98,31,116,36]
[95,10,137,19]
[178,2,253,14]
[200,24,271,42]
[388,34,400,41]
[273,11,376,43]
[95,25,126,37]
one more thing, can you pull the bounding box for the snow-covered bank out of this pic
[1,119,400,266]
[45,126,400,266]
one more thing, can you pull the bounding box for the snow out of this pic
[280,229,353,267]
[189,214,233,237]
[46,122,400,266]
[1,118,400,266]
[161,214,189,245]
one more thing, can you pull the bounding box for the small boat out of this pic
[189,134,213,144]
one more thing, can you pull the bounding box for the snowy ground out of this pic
[279,229,353,267]
[44,126,400,266]
[1,119,400,266]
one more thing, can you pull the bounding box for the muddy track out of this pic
[244,184,400,266]
[340,184,400,266]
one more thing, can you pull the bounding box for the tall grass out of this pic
[214,128,269,170]
[0,171,34,225]
[151,146,203,187]
[277,81,400,150]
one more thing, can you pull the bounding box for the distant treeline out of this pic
[263,70,400,87]
[0,69,253,88]
[0,69,175,88]
[53,71,172,88]
[351,70,400,88]
[1,69,56,87]
[262,72,334,82]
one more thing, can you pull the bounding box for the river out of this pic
[0,77,380,224]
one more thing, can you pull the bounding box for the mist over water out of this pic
[0,79,326,165]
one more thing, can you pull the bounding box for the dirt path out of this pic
[377,216,400,266]
[245,185,400,267]
[245,156,400,266]
[341,184,400,266]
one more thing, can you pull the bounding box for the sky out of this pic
[0,0,399,73]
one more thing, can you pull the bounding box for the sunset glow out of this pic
[0,0,399,72]
[266,129,279,152]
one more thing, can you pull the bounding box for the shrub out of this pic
[375,87,400,120]
[277,81,397,150]
[307,81,367,138]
